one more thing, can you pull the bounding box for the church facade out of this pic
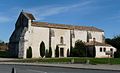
[9,12,116,58]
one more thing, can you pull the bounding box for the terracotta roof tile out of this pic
[31,22,104,32]
[85,41,111,46]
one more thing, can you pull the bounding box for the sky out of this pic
[0,0,120,42]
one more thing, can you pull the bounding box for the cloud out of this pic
[26,0,92,20]
[0,16,11,23]
[0,0,108,23]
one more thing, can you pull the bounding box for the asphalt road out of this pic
[0,64,120,73]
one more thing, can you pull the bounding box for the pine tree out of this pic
[40,41,45,58]
[48,47,52,57]
[55,45,59,57]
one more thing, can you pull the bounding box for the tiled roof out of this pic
[31,22,104,32]
[22,12,35,20]
[85,41,111,46]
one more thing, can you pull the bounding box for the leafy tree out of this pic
[40,41,45,58]
[105,35,120,58]
[105,38,112,45]
[71,40,86,57]
[55,45,59,57]
[0,40,5,45]
[26,47,32,58]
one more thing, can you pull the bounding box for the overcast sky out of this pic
[0,0,120,42]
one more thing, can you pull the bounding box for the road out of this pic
[0,64,120,73]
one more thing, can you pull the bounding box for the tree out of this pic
[71,40,86,57]
[45,47,52,58]
[55,45,59,57]
[48,47,52,57]
[67,49,70,57]
[105,38,112,45]
[0,40,5,45]
[105,35,120,58]
[45,49,49,58]
[26,47,32,58]
[70,46,73,57]
[40,41,45,58]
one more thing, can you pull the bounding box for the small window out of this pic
[60,36,63,44]
[110,48,113,52]
[103,48,106,52]
[100,47,102,52]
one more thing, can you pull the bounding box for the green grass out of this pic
[89,58,120,64]
[0,51,10,58]
[3,57,120,64]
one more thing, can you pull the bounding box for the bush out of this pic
[45,49,49,57]
[114,51,120,58]
[71,40,86,57]
[48,47,52,57]
[26,47,32,58]
[0,51,10,58]
[55,45,59,57]
[40,41,45,58]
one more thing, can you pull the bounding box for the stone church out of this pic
[9,12,116,58]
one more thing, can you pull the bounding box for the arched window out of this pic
[110,48,113,52]
[103,48,106,52]
[60,36,63,44]
[100,47,102,52]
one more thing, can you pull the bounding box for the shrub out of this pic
[45,49,49,58]
[0,51,10,58]
[71,40,86,57]
[48,47,52,57]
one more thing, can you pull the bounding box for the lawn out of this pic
[0,51,10,58]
